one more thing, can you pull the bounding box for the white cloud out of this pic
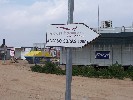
[73,0,133,27]
[0,0,68,46]
[0,0,9,4]
[0,0,67,30]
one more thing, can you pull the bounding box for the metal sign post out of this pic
[65,0,74,100]
[46,1,99,99]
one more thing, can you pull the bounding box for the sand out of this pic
[0,60,133,100]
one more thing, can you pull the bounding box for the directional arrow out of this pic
[46,23,100,47]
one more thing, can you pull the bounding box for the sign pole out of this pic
[46,1,99,100]
[65,0,74,100]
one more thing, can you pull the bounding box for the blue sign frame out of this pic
[95,51,110,59]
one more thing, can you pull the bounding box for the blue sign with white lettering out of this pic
[95,51,110,59]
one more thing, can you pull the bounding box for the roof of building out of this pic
[90,32,133,45]
[100,32,133,38]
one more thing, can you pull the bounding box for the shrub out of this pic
[42,62,57,74]
[97,69,112,79]
[85,66,99,78]
[108,64,125,79]
[31,62,65,75]
[126,66,133,80]
[31,62,133,81]
[30,65,43,73]
[55,67,66,75]
[72,65,82,76]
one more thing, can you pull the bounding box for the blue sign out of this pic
[95,51,110,59]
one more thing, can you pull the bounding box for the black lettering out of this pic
[66,39,69,43]
[73,39,76,43]
[80,40,85,43]
[69,39,73,43]
[63,39,66,43]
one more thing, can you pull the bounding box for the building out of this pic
[101,20,112,28]
[15,47,32,60]
[60,25,133,66]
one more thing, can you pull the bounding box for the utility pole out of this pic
[98,5,100,33]
[65,0,74,100]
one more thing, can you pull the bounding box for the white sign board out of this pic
[10,49,15,57]
[46,23,100,47]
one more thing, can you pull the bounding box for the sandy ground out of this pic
[0,60,133,100]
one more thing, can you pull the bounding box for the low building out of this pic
[60,30,133,66]
[15,47,32,60]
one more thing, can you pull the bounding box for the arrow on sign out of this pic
[46,23,100,47]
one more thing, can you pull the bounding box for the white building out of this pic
[101,20,112,28]
[15,47,32,60]
[60,26,133,66]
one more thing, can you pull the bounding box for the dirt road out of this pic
[0,60,133,100]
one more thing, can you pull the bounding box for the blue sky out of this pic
[0,0,133,47]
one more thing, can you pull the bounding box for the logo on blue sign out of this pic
[95,51,110,59]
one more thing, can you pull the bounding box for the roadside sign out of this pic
[10,49,15,57]
[46,23,100,47]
